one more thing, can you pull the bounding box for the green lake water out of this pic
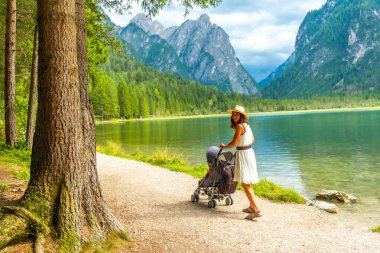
[96,109,380,224]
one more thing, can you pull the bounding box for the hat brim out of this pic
[227,109,248,120]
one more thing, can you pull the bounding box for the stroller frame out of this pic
[191,150,234,208]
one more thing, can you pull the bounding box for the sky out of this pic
[105,0,326,82]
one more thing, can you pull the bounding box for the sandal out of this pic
[252,211,262,217]
[244,211,262,220]
[242,207,261,214]
[242,207,253,213]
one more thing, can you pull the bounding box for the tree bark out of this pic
[17,0,122,251]
[24,0,84,249]
[75,0,122,241]
[19,0,81,251]
[26,26,38,149]
[4,0,17,147]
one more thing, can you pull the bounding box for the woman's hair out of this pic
[230,113,248,129]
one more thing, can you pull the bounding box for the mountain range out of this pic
[115,13,259,96]
[260,0,380,98]
[110,0,380,99]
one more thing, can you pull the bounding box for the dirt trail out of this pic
[97,153,380,253]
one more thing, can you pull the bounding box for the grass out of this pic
[252,179,304,204]
[372,226,380,233]
[0,183,10,191]
[10,168,30,181]
[0,142,31,165]
[97,141,305,204]
[0,142,31,166]
[0,141,31,181]
[96,142,208,179]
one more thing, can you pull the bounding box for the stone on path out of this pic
[315,201,339,214]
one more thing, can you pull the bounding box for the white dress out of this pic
[233,123,260,184]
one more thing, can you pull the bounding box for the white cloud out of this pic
[105,0,326,81]
[230,23,298,52]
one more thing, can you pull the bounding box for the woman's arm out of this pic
[220,124,244,149]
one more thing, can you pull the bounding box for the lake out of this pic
[96,109,380,223]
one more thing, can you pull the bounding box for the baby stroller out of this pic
[191,146,237,208]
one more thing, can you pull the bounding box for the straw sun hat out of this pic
[227,105,249,121]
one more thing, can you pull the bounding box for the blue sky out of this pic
[106,0,326,82]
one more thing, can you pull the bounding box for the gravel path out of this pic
[97,153,380,253]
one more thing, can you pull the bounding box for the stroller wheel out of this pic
[225,196,234,206]
[208,200,217,208]
[194,193,200,202]
[191,193,200,203]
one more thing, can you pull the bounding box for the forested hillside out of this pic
[92,52,255,119]
[93,51,380,120]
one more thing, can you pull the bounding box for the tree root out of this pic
[0,206,49,252]
[34,233,45,253]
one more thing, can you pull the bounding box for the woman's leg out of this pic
[241,183,260,212]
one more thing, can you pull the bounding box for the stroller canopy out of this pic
[206,146,233,165]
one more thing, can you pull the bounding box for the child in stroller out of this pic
[191,146,237,208]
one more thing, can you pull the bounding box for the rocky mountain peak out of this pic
[197,14,211,23]
[130,13,148,22]
[167,14,258,95]
[129,13,178,39]
[118,13,259,95]
[261,0,380,98]
[130,13,165,36]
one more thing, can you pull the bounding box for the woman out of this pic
[220,105,261,220]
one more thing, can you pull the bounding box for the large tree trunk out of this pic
[4,0,17,147]
[16,0,122,251]
[24,0,84,249]
[26,26,38,149]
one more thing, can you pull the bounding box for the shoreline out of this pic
[95,106,380,124]
[100,151,380,227]
[95,147,380,227]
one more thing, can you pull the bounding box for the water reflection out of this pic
[253,124,306,196]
